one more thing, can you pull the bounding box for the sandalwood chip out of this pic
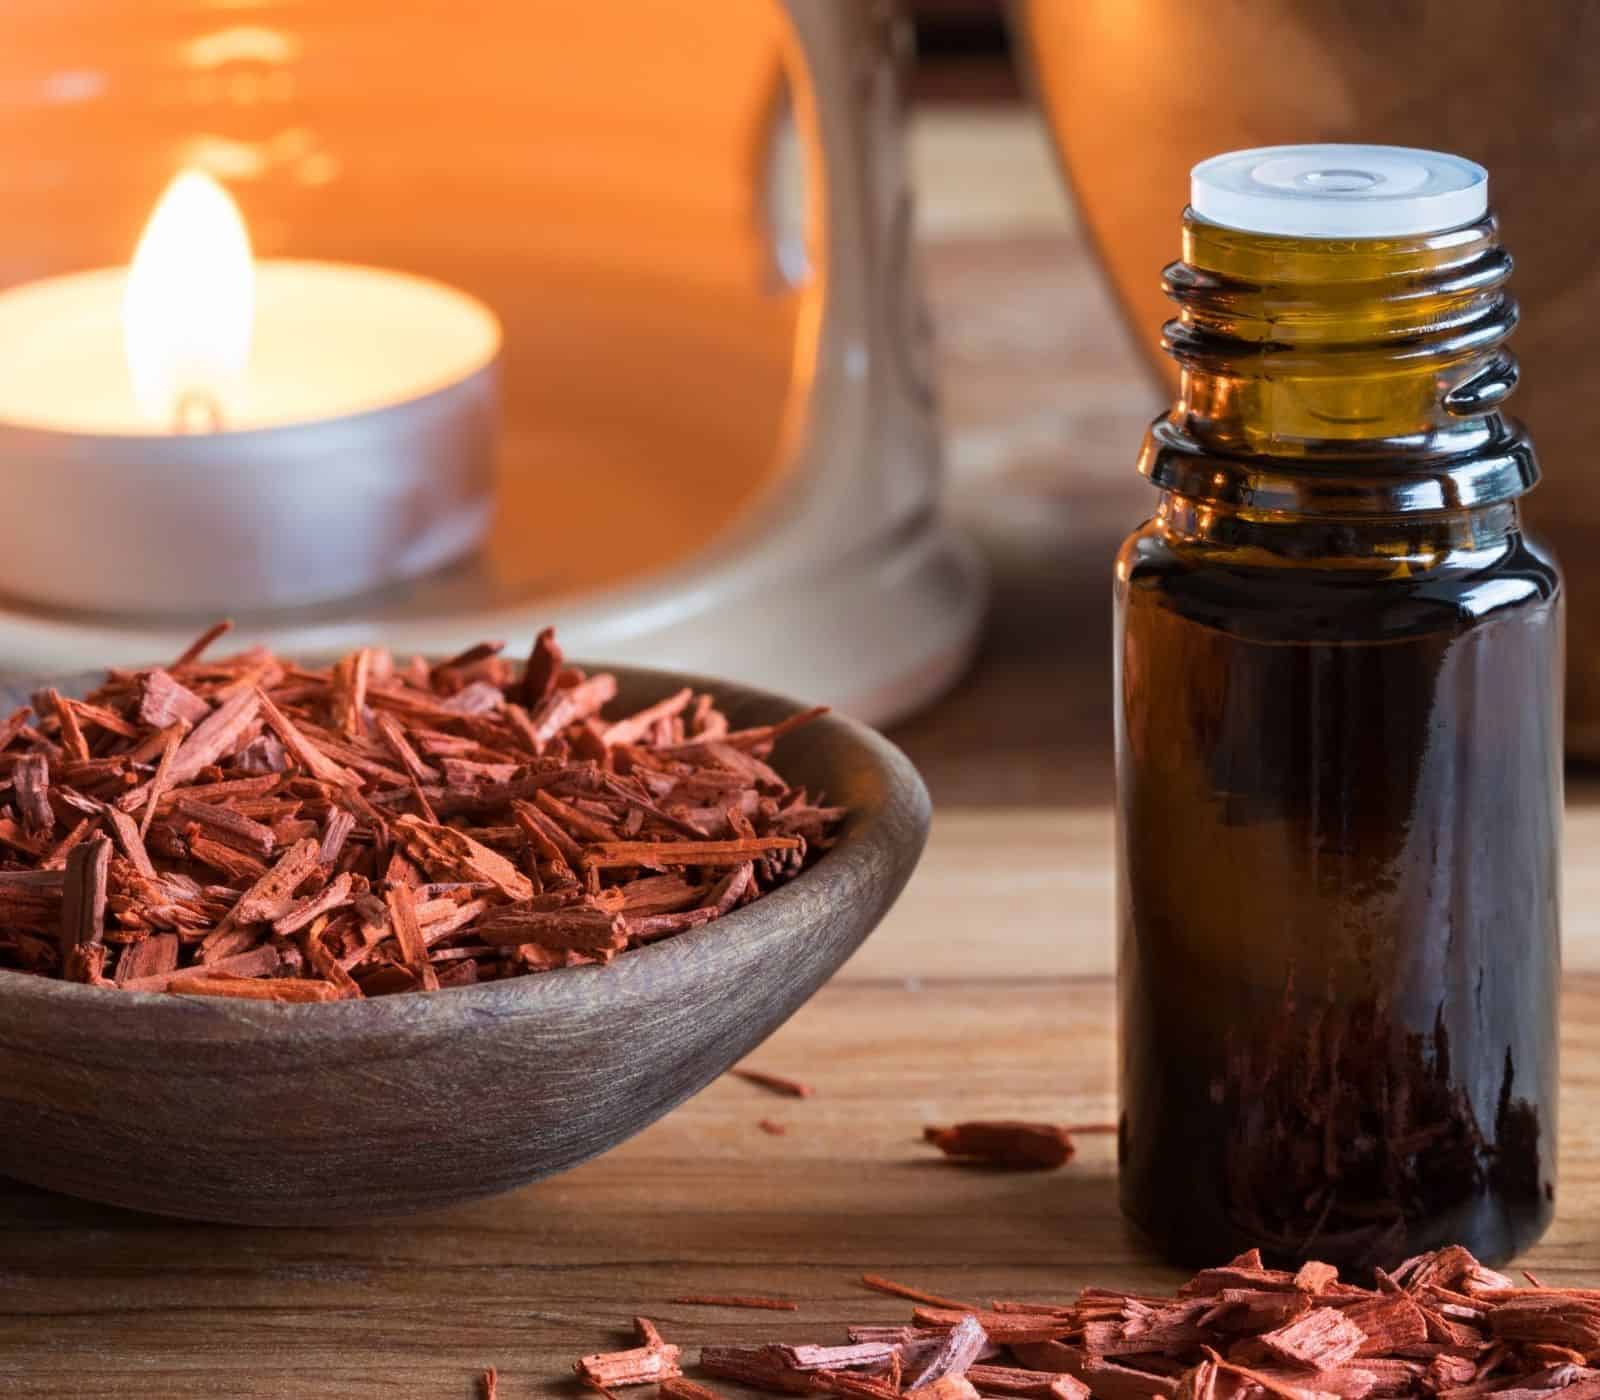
[1296,1263,1342,1296]
[394,814,534,902]
[967,1364,1090,1400]
[566,1247,1600,1400]
[661,1382,728,1400]
[115,933,179,987]
[730,1067,815,1098]
[172,619,233,667]
[775,1343,899,1373]
[384,885,438,991]
[575,1340,683,1389]
[698,1347,816,1395]
[812,1373,902,1400]
[1259,1308,1370,1370]
[576,1321,682,1390]
[904,1314,991,1390]
[913,1309,1073,1346]
[862,1275,976,1311]
[908,1380,981,1400]
[1344,1296,1429,1354]
[1487,1298,1600,1352]
[1041,1349,1181,1400]
[168,973,340,1003]
[923,1121,1077,1170]
[0,626,842,998]
[584,836,800,870]
[13,754,52,836]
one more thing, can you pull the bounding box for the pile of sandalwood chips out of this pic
[573,1246,1600,1400]
[0,624,842,999]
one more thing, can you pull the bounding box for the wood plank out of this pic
[2,970,1597,1397]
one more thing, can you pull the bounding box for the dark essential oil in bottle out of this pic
[1114,145,1562,1274]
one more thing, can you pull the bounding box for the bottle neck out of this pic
[1154,490,1521,574]
[1139,211,1538,538]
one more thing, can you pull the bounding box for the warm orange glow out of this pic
[123,170,255,428]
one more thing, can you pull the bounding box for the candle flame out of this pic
[124,170,254,429]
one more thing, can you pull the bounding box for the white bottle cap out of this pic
[1190,144,1488,238]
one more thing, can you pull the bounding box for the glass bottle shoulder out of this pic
[1115,517,1562,645]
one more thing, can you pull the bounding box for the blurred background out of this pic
[909,0,1018,99]
[900,0,1600,801]
[0,0,1147,807]
[5,0,1597,807]
[895,0,1154,805]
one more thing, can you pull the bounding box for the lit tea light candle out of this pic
[0,170,500,615]
[125,171,256,433]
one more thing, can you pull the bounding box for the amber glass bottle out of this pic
[1115,147,1562,1273]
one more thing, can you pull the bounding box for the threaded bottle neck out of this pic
[1139,211,1538,521]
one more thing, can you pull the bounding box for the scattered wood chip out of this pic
[861,1275,976,1312]
[559,1249,1600,1400]
[1259,1308,1371,1370]
[904,1315,992,1390]
[661,1381,730,1400]
[576,1318,683,1389]
[966,1364,1089,1400]
[923,1122,1077,1170]
[731,1067,815,1098]
[913,1310,1073,1347]
[698,1346,816,1395]
[907,1379,980,1400]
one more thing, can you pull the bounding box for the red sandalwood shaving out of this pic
[0,626,844,998]
[571,1247,1600,1400]
[576,1318,684,1389]
[922,1122,1079,1170]
[732,1067,817,1098]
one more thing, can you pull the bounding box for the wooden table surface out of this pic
[3,109,1595,1396]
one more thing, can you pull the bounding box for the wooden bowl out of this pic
[0,665,930,1225]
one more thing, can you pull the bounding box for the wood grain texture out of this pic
[854,807,1600,981]
[0,666,931,1225]
[3,968,1599,1396]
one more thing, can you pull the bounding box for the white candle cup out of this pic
[0,262,500,615]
